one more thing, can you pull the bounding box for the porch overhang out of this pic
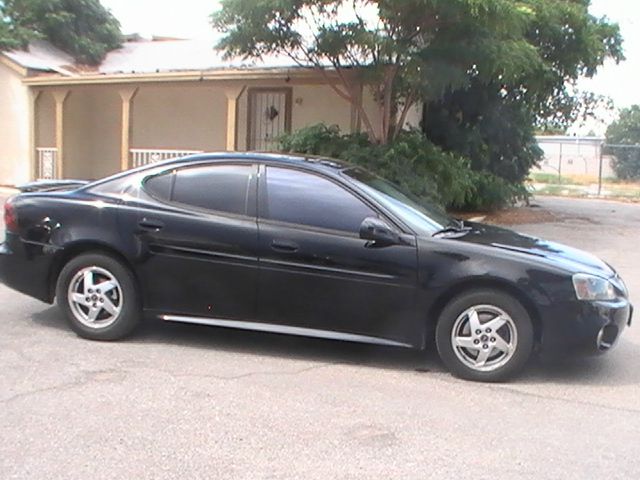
[22,67,343,87]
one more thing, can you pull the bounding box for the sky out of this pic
[100,0,640,127]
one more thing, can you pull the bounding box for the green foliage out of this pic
[0,0,122,65]
[279,124,526,211]
[213,0,543,144]
[423,1,621,188]
[606,105,640,180]
[215,0,621,197]
[521,0,623,130]
[424,79,543,185]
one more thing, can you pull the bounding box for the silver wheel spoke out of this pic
[455,336,479,350]
[71,293,88,306]
[88,306,101,321]
[102,297,120,316]
[467,309,481,332]
[492,333,512,354]
[97,280,117,293]
[475,347,492,367]
[484,315,507,333]
[83,270,95,294]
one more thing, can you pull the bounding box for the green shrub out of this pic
[607,146,640,180]
[278,124,526,211]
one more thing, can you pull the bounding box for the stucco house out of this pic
[0,37,421,186]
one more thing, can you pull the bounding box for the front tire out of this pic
[435,289,534,382]
[56,253,141,341]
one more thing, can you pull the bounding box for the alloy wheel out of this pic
[67,266,123,329]
[450,304,518,372]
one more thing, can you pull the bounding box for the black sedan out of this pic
[0,153,633,381]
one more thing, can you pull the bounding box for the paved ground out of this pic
[1,194,639,479]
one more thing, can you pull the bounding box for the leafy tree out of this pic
[424,0,622,185]
[424,79,543,185]
[213,0,621,149]
[0,0,122,65]
[212,0,541,144]
[606,105,640,179]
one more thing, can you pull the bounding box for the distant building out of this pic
[533,135,615,179]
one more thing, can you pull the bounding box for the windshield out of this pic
[342,167,456,235]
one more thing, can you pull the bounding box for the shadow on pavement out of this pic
[518,344,640,387]
[30,305,638,386]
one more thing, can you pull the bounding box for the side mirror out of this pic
[359,217,401,247]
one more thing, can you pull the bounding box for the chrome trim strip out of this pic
[150,244,258,263]
[161,315,412,348]
[259,258,398,281]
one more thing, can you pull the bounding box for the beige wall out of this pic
[35,91,55,148]
[236,83,352,151]
[291,84,353,133]
[132,84,227,151]
[28,76,424,181]
[0,62,30,185]
[69,87,120,179]
[234,82,422,150]
[35,86,121,180]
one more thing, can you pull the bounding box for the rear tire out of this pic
[56,253,140,341]
[435,289,534,382]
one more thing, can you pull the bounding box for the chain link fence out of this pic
[533,139,640,198]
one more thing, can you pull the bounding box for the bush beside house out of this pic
[279,124,527,211]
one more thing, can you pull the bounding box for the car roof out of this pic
[155,151,353,173]
[79,151,358,194]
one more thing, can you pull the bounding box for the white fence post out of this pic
[129,149,203,168]
[36,148,58,180]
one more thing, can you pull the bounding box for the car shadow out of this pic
[31,305,72,332]
[519,347,640,386]
[30,306,639,386]
[132,318,442,374]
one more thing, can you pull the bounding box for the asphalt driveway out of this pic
[1,193,639,479]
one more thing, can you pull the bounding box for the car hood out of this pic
[450,222,615,278]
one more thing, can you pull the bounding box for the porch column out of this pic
[29,89,42,180]
[350,82,364,133]
[119,87,139,171]
[52,90,70,179]
[223,86,246,151]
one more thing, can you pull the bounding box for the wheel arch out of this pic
[48,241,139,303]
[425,277,543,349]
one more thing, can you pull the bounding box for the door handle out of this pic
[138,218,165,231]
[271,239,299,253]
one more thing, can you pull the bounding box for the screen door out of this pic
[247,88,292,151]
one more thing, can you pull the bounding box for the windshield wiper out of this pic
[432,220,472,237]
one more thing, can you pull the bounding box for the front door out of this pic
[247,88,292,151]
[256,165,420,346]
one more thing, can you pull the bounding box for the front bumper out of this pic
[541,297,632,355]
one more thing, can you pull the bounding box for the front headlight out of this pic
[572,273,617,301]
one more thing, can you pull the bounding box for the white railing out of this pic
[130,149,203,168]
[36,147,58,179]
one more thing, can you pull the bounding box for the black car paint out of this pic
[0,152,632,353]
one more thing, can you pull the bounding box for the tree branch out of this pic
[393,88,418,141]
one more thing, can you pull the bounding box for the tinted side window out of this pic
[264,167,376,232]
[144,172,174,201]
[172,165,253,215]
